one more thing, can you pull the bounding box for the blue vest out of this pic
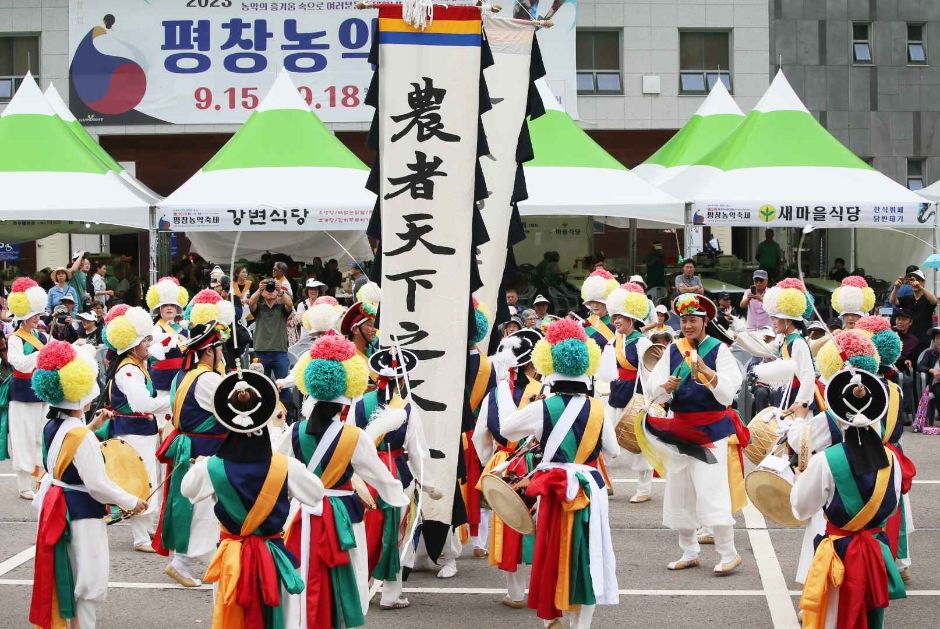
[171,369,227,457]
[668,340,725,414]
[291,420,365,524]
[608,334,643,409]
[12,331,48,403]
[107,357,158,437]
[353,391,413,487]
[212,457,292,539]
[42,417,107,520]
[540,395,604,469]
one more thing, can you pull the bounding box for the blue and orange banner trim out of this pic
[378,5,482,47]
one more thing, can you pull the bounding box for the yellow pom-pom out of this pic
[531,339,554,376]
[623,292,649,321]
[106,319,138,353]
[7,292,29,317]
[189,303,218,326]
[145,285,159,310]
[585,338,602,376]
[58,358,97,402]
[861,288,875,314]
[177,287,190,307]
[294,354,312,395]
[816,341,844,381]
[776,290,807,319]
[342,355,369,399]
[830,288,843,314]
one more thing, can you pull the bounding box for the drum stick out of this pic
[105,457,194,525]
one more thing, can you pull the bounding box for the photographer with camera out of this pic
[740,269,771,330]
[890,268,937,353]
[49,298,78,343]
[248,276,294,406]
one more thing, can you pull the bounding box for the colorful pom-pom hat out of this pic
[295,335,370,404]
[580,269,619,305]
[31,341,100,410]
[8,277,48,321]
[340,300,378,337]
[531,318,602,385]
[102,305,154,355]
[469,297,491,345]
[762,278,815,321]
[606,282,651,324]
[831,276,876,318]
[815,329,881,381]
[183,289,235,327]
[356,281,382,306]
[857,315,902,372]
[302,296,345,336]
[672,293,717,321]
[146,276,189,312]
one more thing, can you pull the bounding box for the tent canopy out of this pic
[159,69,374,234]
[918,180,940,202]
[186,230,373,266]
[660,71,933,228]
[0,73,153,228]
[519,81,684,227]
[632,81,744,186]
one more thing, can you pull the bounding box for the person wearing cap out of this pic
[792,369,907,628]
[6,278,51,499]
[181,368,325,627]
[46,267,79,312]
[498,319,619,628]
[49,303,78,343]
[77,311,102,345]
[643,294,746,575]
[28,341,147,629]
[146,277,191,434]
[472,328,543,609]
[99,306,170,552]
[580,269,619,349]
[805,320,828,357]
[642,304,674,335]
[891,264,921,301]
[500,316,523,336]
[154,321,229,587]
[531,294,551,328]
[353,346,432,610]
[890,268,936,351]
[349,260,368,299]
[740,269,771,330]
[276,335,407,627]
[715,291,735,329]
[290,279,328,345]
[598,283,654,504]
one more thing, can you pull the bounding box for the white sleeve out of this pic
[115,366,169,413]
[791,452,833,521]
[195,371,223,413]
[791,338,817,406]
[276,362,298,390]
[646,346,673,401]
[404,406,429,485]
[352,430,408,507]
[286,457,325,509]
[275,424,295,456]
[600,407,620,459]
[472,392,496,464]
[499,399,546,442]
[73,432,139,511]
[596,342,619,383]
[148,325,170,360]
[710,344,743,407]
[7,336,38,372]
[786,412,836,454]
[181,457,215,504]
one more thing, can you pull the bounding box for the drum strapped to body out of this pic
[744,426,809,528]
[615,344,666,453]
[100,438,152,501]
[480,440,541,535]
[744,406,791,466]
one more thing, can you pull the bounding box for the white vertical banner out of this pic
[376,4,484,529]
[475,15,537,341]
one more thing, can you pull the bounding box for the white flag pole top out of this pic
[44,83,161,204]
[659,70,934,224]
[518,79,685,227]
[633,80,744,186]
[0,72,153,227]
[159,67,375,228]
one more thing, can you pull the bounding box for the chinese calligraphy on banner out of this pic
[372,4,486,533]
[692,201,937,227]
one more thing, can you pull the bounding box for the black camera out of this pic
[56,315,68,325]
[264,280,277,293]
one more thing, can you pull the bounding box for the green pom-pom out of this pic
[31,369,64,405]
[848,355,880,375]
[304,358,348,400]
[551,338,590,376]
[802,292,815,320]
[469,309,489,345]
[871,330,901,367]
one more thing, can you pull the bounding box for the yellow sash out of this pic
[588,315,615,342]
[574,398,605,465]
[555,491,590,611]
[883,382,900,446]
[171,365,212,430]
[727,435,746,513]
[319,425,359,489]
[372,394,408,446]
[14,327,45,352]
[241,453,288,535]
[53,427,91,479]
[469,354,493,413]
[517,380,543,410]
[675,337,711,385]
[614,334,636,372]
[800,449,895,629]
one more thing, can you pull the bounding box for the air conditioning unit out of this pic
[642,75,661,95]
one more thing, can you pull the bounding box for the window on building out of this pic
[0,36,40,101]
[576,30,623,95]
[852,22,872,64]
[907,159,925,190]
[679,31,732,95]
[908,24,927,65]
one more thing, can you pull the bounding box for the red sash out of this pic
[883,443,916,557]
[153,357,184,371]
[525,468,570,621]
[29,486,69,628]
[824,523,889,629]
[463,431,483,536]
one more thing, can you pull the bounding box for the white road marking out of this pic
[742,503,800,629]
[611,477,940,485]
[0,547,35,577]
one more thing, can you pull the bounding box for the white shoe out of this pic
[18,490,35,501]
[713,555,742,575]
[436,563,458,579]
[629,494,651,504]
[666,557,700,571]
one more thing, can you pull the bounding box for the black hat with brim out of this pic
[213,370,279,433]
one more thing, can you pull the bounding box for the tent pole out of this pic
[683,203,692,260]
[148,205,158,286]
[628,218,637,274]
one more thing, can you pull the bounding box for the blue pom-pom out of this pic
[182,302,194,321]
[802,292,815,320]
[871,330,901,367]
[100,326,115,351]
[848,355,880,375]
[551,338,590,376]
[469,309,489,345]
[31,369,64,405]
[304,358,347,400]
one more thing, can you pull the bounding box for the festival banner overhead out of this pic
[369,3,489,539]
[692,201,936,228]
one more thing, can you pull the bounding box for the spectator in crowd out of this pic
[828,257,849,282]
[214,276,251,370]
[741,269,771,330]
[645,241,666,289]
[248,276,294,405]
[92,261,113,308]
[308,257,325,281]
[322,259,343,296]
[231,266,253,324]
[77,312,102,345]
[0,332,11,382]
[47,266,79,311]
[505,288,519,310]
[49,304,78,343]
[894,308,920,419]
[716,291,735,328]
[642,304,674,334]
[349,262,368,299]
[290,279,327,346]
[890,268,937,351]
[532,294,551,327]
[827,318,842,334]
[271,261,292,294]
[521,308,538,329]
[500,316,523,336]
[892,264,921,302]
[916,327,940,427]
[755,229,783,281]
[674,260,703,295]
[91,301,105,322]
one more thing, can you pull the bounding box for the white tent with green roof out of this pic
[633,81,744,186]
[660,70,933,228]
[518,82,684,226]
[0,73,153,229]
[44,83,161,205]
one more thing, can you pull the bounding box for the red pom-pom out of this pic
[309,335,356,361]
[36,340,77,371]
[192,289,221,304]
[545,318,587,344]
[157,276,180,285]
[589,269,615,280]
[842,275,868,288]
[104,304,129,323]
[314,296,339,306]
[620,282,645,294]
[11,277,38,292]
[857,315,890,334]
[471,296,480,308]
[776,278,806,291]
[836,329,876,358]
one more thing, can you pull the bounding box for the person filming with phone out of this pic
[890,268,937,352]
[740,269,771,330]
